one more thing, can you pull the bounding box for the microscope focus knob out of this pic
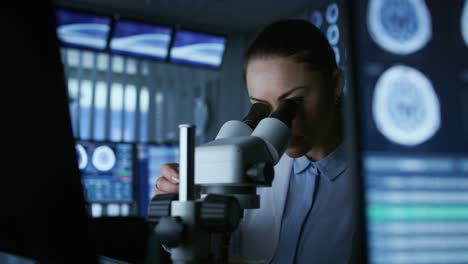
[147,193,178,227]
[200,194,242,233]
[155,216,184,248]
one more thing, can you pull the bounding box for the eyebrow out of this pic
[249,86,308,103]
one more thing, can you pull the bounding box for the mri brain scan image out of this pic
[367,0,432,55]
[92,145,117,172]
[463,0,468,46]
[327,24,340,45]
[75,144,88,170]
[372,65,441,146]
[310,10,323,28]
[326,2,339,24]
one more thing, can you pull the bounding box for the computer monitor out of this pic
[169,29,227,68]
[55,7,112,51]
[110,19,172,61]
[137,144,179,217]
[76,141,135,207]
[348,1,468,263]
[1,1,96,261]
[309,1,352,95]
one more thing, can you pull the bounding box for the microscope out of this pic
[148,99,299,264]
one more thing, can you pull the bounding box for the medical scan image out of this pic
[367,0,432,55]
[327,24,340,46]
[92,145,117,172]
[326,2,339,24]
[372,65,441,146]
[75,143,88,170]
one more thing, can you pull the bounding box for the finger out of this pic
[160,163,180,183]
[156,177,179,194]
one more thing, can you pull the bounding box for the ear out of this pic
[332,69,344,98]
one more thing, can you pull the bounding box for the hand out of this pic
[155,163,179,195]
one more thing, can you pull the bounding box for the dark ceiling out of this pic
[54,0,318,34]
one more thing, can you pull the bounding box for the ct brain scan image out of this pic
[75,144,88,170]
[463,0,468,47]
[310,10,323,28]
[367,0,432,55]
[92,145,117,172]
[372,65,441,146]
[327,24,340,45]
[326,2,339,24]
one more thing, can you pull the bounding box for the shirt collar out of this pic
[293,144,348,181]
[293,155,315,174]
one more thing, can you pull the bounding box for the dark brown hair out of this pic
[245,19,338,75]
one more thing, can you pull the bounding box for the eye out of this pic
[251,101,271,108]
[288,96,304,105]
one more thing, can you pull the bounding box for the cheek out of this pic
[290,102,320,136]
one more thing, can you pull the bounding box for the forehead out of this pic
[246,56,322,98]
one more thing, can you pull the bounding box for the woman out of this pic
[156,19,360,263]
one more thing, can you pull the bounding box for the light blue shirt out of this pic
[271,144,349,263]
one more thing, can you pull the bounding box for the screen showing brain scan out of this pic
[352,1,468,263]
[367,0,432,55]
[372,65,440,146]
[76,141,134,202]
[311,0,349,69]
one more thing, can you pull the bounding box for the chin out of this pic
[284,146,307,158]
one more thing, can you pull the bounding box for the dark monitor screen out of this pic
[110,19,172,60]
[55,8,111,51]
[76,141,134,202]
[350,1,468,263]
[137,145,178,217]
[169,29,226,68]
[1,1,95,260]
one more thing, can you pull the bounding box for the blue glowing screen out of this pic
[55,8,111,50]
[352,1,468,263]
[75,141,134,202]
[170,30,226,68]
[110,20,172,60]
[137,145,178,217]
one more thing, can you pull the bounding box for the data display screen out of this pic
[351,1,468,263]
[169,29,226,68]
[137,145,178,216]
[55,8,111,50]
[75,141,134,202]
[110,19,172,60]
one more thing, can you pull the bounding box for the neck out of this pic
[306,115,343,161]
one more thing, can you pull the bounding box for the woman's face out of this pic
[246,56,337,158]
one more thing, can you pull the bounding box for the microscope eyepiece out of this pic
[242,103,271,129]
[269,98,301,128]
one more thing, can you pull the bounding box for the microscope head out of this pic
[195,99,299,209]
